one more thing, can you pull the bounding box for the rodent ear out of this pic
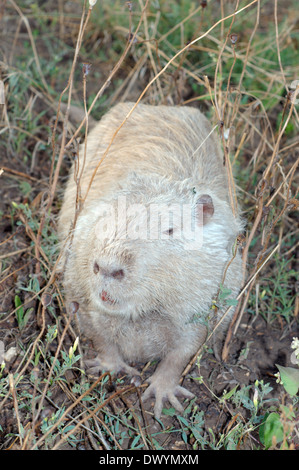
[195,194,214,225]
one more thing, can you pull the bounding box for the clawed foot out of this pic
[85,357,194,419]
[85,356,141,383]
[142,376,194,419]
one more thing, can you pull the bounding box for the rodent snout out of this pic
[93,261,125,280]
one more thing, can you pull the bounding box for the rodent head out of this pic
[73,174,239,320]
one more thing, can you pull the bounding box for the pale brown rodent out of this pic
[58,102,243,419]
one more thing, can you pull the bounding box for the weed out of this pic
[14,294,34,331]
[259,338,299,449]
[247,255,297,324]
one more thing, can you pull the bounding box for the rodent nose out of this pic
[110,269,125,280]
[93,262,124,280]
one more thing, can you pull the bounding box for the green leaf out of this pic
[22,307,34,329]
[280,405,295,420]
[178,416,189,427]
[162,407,176,417]
[221,385,239,401]
[276,364,299,396]
[259,412,284,449]
[19,181,32,196]
[131,434,141,449]
[14,294,23,310]
[224,298,239,306]
[15,295,24,326]
[181,431,188,443]
[219,286,232,299]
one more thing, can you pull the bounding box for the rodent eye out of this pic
[164,228,174,236]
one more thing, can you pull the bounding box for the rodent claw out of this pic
[85,357,141,382]
[84,358,103,376]
[130,375,142,387]
[142,381,194,419]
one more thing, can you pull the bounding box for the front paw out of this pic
[142,376,194,419]
[85,355,140,382]
[85,356,108,377]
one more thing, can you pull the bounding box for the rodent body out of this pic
[58,102,243,418]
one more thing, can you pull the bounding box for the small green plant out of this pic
[11,201,59,265]
[14,294,34,331]
[275,337,299,397]
[50,337,82,384]
[166,380,275,450]
[179,403,206,449]
[258,256,296,324]
[259,407,295,450]
[40,406,83,449]
[259,338,299,449]
[218,285,239,307]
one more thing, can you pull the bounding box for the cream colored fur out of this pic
[58,102,243,419]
